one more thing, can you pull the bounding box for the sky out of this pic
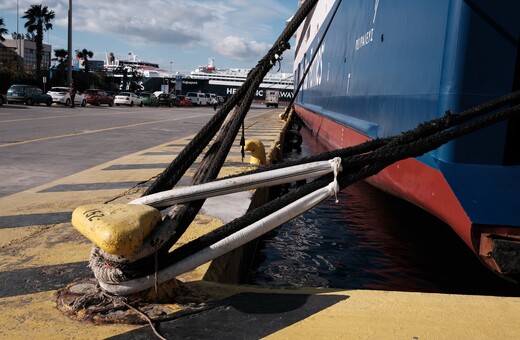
[0,0,298,74]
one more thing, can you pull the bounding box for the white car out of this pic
[186,92,208,105]
[47,87,87,106]
[207,93,218,105]
[114,92,143,107]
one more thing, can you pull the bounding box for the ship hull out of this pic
[293,0,520,280]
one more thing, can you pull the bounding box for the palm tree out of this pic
[52,48,68,84]
[76,49,94,74]
[0,17,8,41]
[76,48,93,86]
[22,4,55,77]
[11,32,24,40]
[24,32,36,41]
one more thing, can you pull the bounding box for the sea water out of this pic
[248,127,520,297]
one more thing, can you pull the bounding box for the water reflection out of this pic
[249,128,520,296]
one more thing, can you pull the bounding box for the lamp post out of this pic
[67,0,73,85]
[169,61,173,77]
[15,0,22,72]
[16,0,19,57]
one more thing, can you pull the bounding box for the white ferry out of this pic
[184,58,294,101]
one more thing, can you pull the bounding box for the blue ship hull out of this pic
[293,0,520,280]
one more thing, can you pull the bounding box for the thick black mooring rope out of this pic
[160,99,520,270]
[142,0,319,197]
[94,90,520,281]
[140,0,319,256]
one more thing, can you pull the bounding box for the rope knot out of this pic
[269,42,290,66]
[326,181,341,204]
[328,157,342,203]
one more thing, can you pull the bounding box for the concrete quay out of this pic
[0,108,519,339]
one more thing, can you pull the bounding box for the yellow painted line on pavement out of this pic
[0,114,89,124]
[0,108,181,124]
[0,113,212,148]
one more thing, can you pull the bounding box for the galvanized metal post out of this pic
[67,0,72,85]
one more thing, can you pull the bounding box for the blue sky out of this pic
[1,0,298,74]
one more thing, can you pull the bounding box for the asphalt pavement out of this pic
[0,102,269,197]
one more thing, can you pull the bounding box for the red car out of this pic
[83,89,114,106]
[177,95,193,107]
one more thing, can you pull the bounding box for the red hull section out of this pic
[295,105,474,250]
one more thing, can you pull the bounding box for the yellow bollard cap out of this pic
[244,139,266,165]
[71,204,162,256]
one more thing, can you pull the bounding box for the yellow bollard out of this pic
[244,140,266,165]
[71,203,162,256]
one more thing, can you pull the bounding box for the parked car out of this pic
[83,89,114,106]
[114,92,143,107]
[139,92,159,106]
[177,95,193,107]
[157,93,180,107]
[47,87,87,107]
[186,92,208,106]
[207,93,218,105]
[6,84,52,106]
[0,93,6,106]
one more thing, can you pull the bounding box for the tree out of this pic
[52,48,68,85]
[11,32,24,40]
[76,49,94,74]
[22,4,55,78]
[0,17,8,41]
[76,49,94,88]
[10,32,35,41]
[24,32,36,41]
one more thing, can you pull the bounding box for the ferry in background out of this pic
[184,58,294,101]
[101,53,293,101]
[104,51,173,78]
[292,0,520,281]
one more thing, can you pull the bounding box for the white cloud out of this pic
[214,36,271,61]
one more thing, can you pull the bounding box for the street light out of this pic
[67,0,72,85]
[169,61,173,77]
[16,0,19,58]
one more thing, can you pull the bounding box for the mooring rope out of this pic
[88,0,321,283]
[282,0,344,120]
[90,91,520,287]
[246,89,520,176]
[99,161,343,295]
[152,56,286,261]
[89,158,342,283]
[131,0,320,264]
[142,0,319,197]
[153,98,520,274]
[85,0,520,293]
[130,159,342,208]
